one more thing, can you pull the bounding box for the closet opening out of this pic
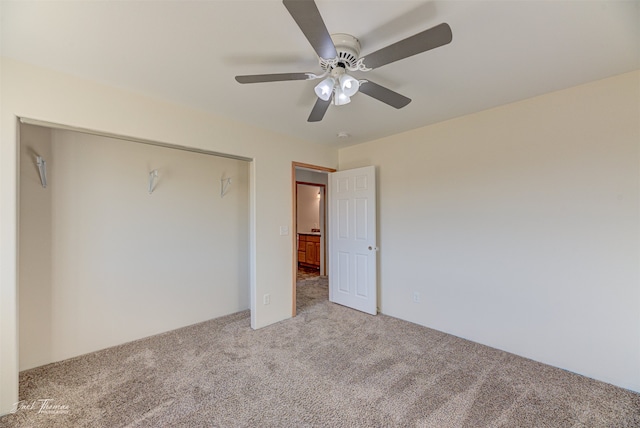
[18,119,251,371]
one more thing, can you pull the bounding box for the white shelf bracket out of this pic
[148,169,158,194]
[36,155,47,188]
[221,177,232,198]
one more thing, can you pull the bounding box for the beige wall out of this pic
[297,184,321,234]
[339,70,640,392]
[18,125,53,370]
[19,126,250,370]
[0,58,338,414]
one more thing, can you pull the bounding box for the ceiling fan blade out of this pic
[361,23,452,70]
[359,81,411,109]
[307,97,331,122]
[235,73,312,84]
[283,0,337,60]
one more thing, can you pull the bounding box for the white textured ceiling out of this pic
[2,1,639,147]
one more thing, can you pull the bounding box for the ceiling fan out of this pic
[235,0,453,122]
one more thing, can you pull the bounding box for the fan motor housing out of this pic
[320,33,361,70]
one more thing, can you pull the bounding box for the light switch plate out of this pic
[279,226,289,236]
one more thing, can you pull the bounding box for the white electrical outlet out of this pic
[263,294,270,305]
[412,292,420,303]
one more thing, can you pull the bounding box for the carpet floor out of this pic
[1,276,639,427]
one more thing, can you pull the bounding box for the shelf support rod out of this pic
[36,156,47,188]
[221,177,232,198]
[148,169,158,194]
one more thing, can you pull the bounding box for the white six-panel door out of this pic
[328,166,377,315]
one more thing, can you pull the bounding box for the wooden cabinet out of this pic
[298,234,320,269]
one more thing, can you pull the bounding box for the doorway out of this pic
[291,162,335,316]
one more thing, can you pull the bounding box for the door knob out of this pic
[368,246,379,251]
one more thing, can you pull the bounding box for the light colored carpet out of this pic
[2,276,639,427]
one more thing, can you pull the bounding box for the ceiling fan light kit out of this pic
[314,66,361,104]
[235,0,453,122]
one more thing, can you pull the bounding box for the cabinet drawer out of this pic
[307,235,320,243]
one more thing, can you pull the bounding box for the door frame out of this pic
[291,162,336,317]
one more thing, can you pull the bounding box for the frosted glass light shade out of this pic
[314,77,335,101]
[339,74,359,97]
[334,86,351,105]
